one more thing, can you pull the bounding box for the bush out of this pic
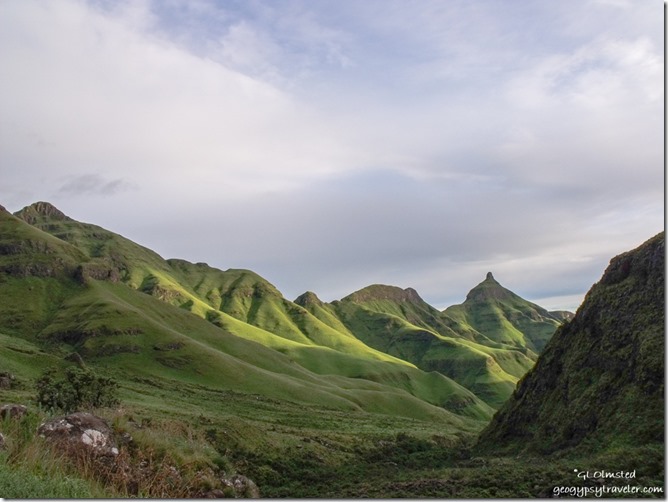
[35,366,119,413]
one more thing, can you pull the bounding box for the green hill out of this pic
[1,201,569,418]
[310,283,549,408]
[4,201,652,499]
[444,272,564,353]
[2,202,492,422]
[478,232,664,455]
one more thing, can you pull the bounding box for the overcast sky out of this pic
[0,0,663,311]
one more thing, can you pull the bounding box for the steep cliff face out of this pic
[477,232,664,454]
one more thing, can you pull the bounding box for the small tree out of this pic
[35,366,119,413]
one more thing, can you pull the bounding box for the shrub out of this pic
[35,366,119,413]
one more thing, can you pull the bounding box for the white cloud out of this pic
[0,0,662,312]
[0,0,362,207]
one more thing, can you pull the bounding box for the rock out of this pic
[118,431,133,445]
[0,404,27,420]
[37,412,118,456]
[220,474,260,498]
[14,201,71,224]
[0,372,15,389]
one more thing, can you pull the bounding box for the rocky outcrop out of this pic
[464,272,515,302]
[74,262,121,284]
[38,412,119,456]
[0,372,15,389]
[220,474,260,498]
[0,403,27,420]
[14,201,71,225]
[342,284,425,304]
[294,291,324,307]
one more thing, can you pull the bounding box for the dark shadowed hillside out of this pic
[478,232,664,455]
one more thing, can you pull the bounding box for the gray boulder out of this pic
[221,474,260,498]
[37,412,118,456]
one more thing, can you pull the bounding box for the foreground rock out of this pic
[37,412,119,456]
[0,403,27,419]
[221,474,260,498]
[0,372,15,389]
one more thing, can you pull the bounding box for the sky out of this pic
[0,0,663,311]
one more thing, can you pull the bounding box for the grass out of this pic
[0,358,487,498]
[2,204,563,418]
[4,203,658,498]
[0,272,489,424]
[444,274,563,353]
[1,376,663,498]
[0,463,96,498]
[329,298,536,408]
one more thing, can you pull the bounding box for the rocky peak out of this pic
[343,284,425,304]
[294,291,323,307]
[465,273,512,302]
[15,201,70,225]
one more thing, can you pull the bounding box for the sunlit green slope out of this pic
[444,272,564,353]
[3,202,492,422]
[299,283,562,409]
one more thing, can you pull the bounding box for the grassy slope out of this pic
[3,204,660,498]
[444,273,562,354]
[324,286,537,408]
[5,203,492,422]
[9,203,557,414]
[167,260,412,363]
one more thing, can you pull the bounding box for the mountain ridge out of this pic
[1,201,497,421]
[306,272,570,408]
[1,201,570,415]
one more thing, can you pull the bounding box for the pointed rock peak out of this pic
[15,201,71,224]
[294,291,323,307]
[466,273,512,302]
[0,204,7,213]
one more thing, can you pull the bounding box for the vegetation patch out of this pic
[35,366,120,413]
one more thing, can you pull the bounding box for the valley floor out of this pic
[1,378,664,498]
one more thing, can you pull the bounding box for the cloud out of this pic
[57,174,133,197]
[0,0,360,201]
[0,0,662,313]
